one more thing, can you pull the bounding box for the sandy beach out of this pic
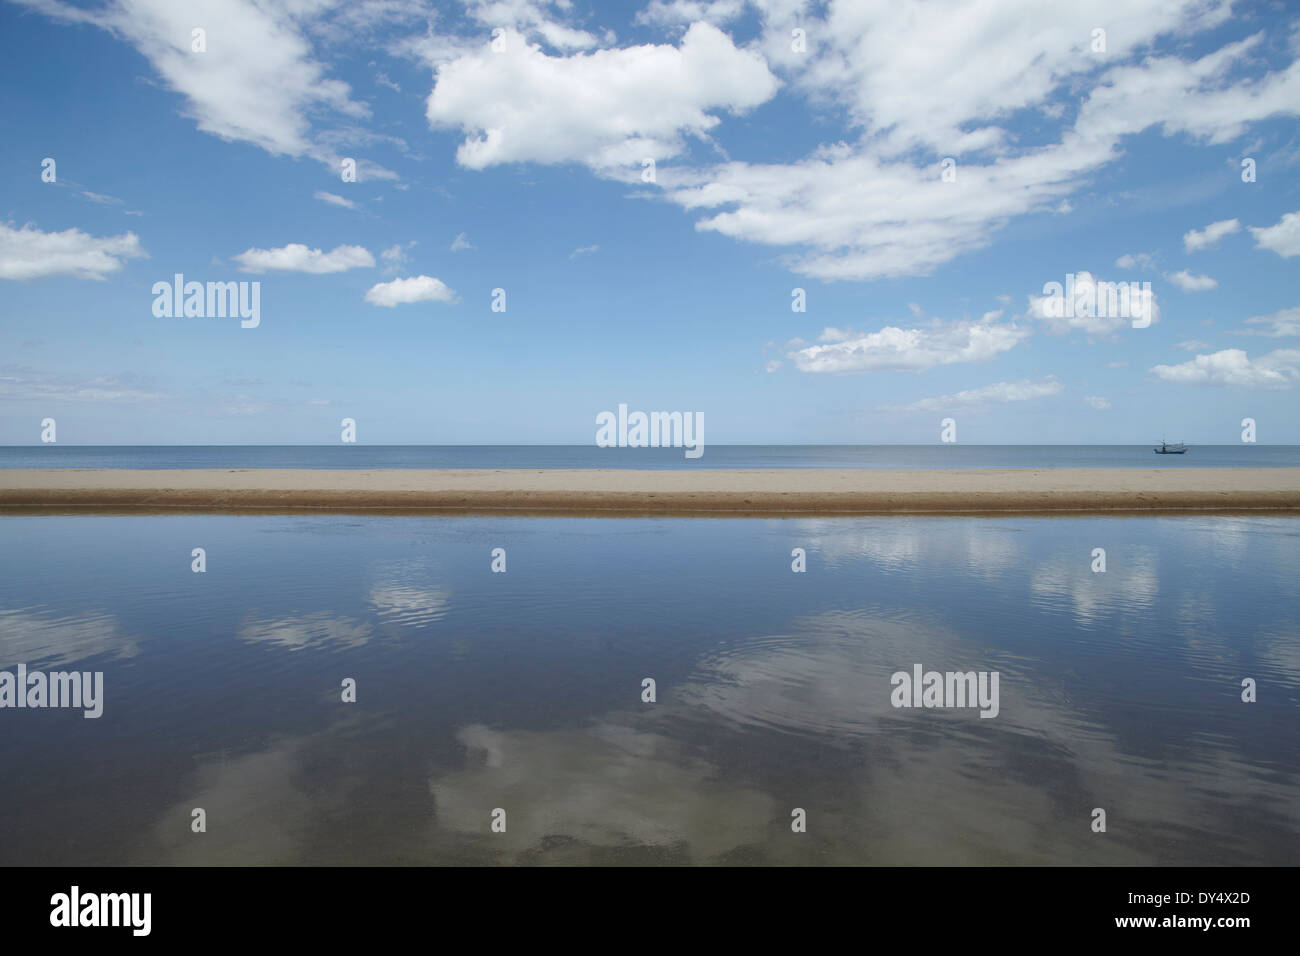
[1,467,1298,515]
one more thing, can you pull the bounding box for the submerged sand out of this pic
[1,467,1298,515]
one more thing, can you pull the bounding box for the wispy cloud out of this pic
[880,377,1063,413]
[0,366,165,403]
[314,190,357,210]
[1236,306,1300,337]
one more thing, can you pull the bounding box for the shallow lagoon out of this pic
[1,514,1296,865]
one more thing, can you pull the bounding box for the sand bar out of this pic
[1,468,1299,516]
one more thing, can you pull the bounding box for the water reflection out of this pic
[0,605,139,666]
[238,612,374,652]
[0,514,1296,865]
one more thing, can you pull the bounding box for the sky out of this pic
[1,0,1298,445]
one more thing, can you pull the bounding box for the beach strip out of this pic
[1,467,1299,516]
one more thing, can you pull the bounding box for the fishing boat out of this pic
[1153,440,1187,454]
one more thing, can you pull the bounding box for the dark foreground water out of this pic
[3,444,1299,469]
[0,513,1297,865]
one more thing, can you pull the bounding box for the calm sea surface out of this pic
[2,444,1299,470]
[0,512,1296,865]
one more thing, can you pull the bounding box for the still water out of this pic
[1,513,1297,865]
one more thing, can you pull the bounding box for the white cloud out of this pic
[80,190,124,206]
[1084,395,1111,410]
[1238,306,1300,337]
[460,0,607,51]
[1165,269,1217,291]
[425,22,778,171]
[881,377,1063,413]
[17,0,370,163]
[379,241,416,273]
[450,232,475,252]
[764,359,781,373]
[232,243,374,274]
[1150,348,1300,388]
[569,244,599,259]
[364,274,455,306]
[657,25,1300,280]
[789,316,1028,374]
[1183,217,1240,251]
[636,0,745,27]
[1116,252,1156,270]
[758,0,1236,158]
[0,221,146,280]
[1175,339,1212,351]
[314,190,357,209]
[1249,210,1300,258]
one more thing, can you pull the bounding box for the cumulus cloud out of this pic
[232,243,375,273]
[1183,217,1240,251]
[364,274,455,306]
[789,316,1028,374]
[449,232,475,252]
[1166,269,1217,291]
[1249,210,1300,258]
[1084,395,1111,409]
[881,377,1063,413]
[425,22,778,170]
[0,221,146,280]
[1150,348,1300,387]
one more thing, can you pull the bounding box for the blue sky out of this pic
[1,0,1298,445]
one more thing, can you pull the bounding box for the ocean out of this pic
[1,511,1297,864]
[2,444,1299,469]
